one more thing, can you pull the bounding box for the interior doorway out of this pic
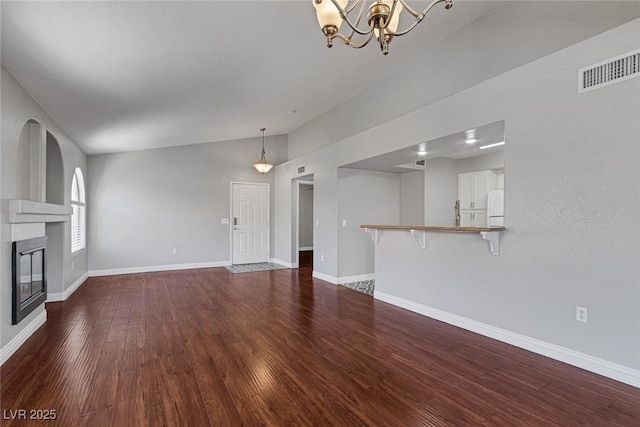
[230,182,270,265]
[294,176,314,268]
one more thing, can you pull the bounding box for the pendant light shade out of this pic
[253,128,273,174]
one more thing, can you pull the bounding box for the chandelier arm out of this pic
[334,31,375,49]
[376,0,400,33]
[328,0,377,36]
[385,19,420,37]
[398,0,421,18]
[387,0,451,37]
[345,0,367,41]
[344,0,363,15]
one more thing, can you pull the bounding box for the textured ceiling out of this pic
[1,1,639,155]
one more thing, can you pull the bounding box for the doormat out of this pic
[339,280,375,296]
[225,263,289,274]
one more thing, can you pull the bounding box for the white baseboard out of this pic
[1,310,47,366]
[337,273,375,284]
[312,271,338,284]
[374,291,640,389]
[89,261,230,277]
[299,247,313,251]
[270,258,295,269]
[47,272,88,302]
[311,272,375,285]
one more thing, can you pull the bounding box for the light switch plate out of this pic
[221,218,229,224]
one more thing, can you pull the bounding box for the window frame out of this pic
[70,167,86,254]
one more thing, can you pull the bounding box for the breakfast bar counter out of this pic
[360,224,506,255]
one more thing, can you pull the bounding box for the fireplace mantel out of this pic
[8,199,72,224]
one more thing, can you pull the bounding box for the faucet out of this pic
[454,200,460,226]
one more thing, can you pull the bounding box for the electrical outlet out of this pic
[576,306,588,323]
[342,219,347,228]
[320,254,325,262]
[172,248,178,255]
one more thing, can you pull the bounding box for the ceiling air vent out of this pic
[578,48,640,94]
[297,165,306,175]
[415,159,426,167]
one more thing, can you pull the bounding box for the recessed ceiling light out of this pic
[465,138,478,144]
[418,150,428,156]
[479,141,505,150]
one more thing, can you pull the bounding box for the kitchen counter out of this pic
[360,225,505,232]
[360,224,506,255]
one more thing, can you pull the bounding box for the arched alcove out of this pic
[15,119,43,200]
[46,132,64,205]
[44,132,66,295]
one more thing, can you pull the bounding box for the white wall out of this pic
[87,136,287,272]
[457,151,504,174]
[400,171,424,225]
[274,19,640,382]
[1,66,87,355]
[424,158,458,226]
[337,169,400,279]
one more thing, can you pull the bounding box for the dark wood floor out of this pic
[2,252,639,426]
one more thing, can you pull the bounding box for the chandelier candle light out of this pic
[312,0,452,55]
[253,128,273,174]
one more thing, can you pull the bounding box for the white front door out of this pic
[231,183,269,265]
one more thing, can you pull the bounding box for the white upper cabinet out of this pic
[458,170,499,210]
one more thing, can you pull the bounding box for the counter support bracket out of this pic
[364,228,379,244]
[480,231,501,255]
[362,225,505,255]
[409,229,427,249]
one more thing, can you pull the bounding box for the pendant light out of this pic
[253,128,273,174]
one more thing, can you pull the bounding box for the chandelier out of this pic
[253,128,273,174]
[312,0,453,55]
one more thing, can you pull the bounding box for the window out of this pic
[71,168,86,253]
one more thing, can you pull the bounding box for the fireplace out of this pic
[12,236,47,325]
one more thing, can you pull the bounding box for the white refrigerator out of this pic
[487,189,504,227]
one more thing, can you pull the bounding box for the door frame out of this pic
[294,178,314,268]
[229,181,270,265]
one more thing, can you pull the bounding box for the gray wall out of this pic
[45,134,66,295]
[275,19,640,374]
[287,2,640,159]
[87,136,287,271]
[423,152,505,226]
[457,151,504,174]
[425,158,458,226]
[298,183,314,249]
[337,168,400,278]
[274,147,339,277]
[400,171,424,225]
[1,66,87,351]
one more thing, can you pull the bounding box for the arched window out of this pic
[71,168,86,253]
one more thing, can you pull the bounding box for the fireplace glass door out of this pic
[12,236,47,324]
[19,249,44,305]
